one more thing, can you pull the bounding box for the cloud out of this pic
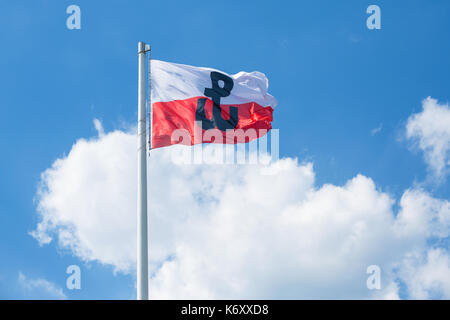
[93,118,105,137]
[406,97,450,180]
[371,123,382,136]
[31,127,137,272]
[18,272,67,300]
[395,189,450,239]
[31,118,450,299]
[398,249,450,299]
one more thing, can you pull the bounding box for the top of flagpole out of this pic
[138,41,151,54]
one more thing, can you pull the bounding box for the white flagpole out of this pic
[137,41,149,300]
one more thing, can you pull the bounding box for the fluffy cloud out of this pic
[18,272,67,300]
[31,118,450,299]
[398,249,450,299]
[406,97,450,180]
[395,189,450,239]
[31,127,137,272]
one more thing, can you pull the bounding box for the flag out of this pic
[150,60,277,149]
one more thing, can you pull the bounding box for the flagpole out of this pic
[137,41,149,300]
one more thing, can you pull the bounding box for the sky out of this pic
[0,0,449,299]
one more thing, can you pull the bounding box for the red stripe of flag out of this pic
[152,96,273,149]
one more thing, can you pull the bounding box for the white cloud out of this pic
[406,97,450,180]
[93,118,105,137]
[18,272,67,300]
[31,118,450,299]
[398,249,450,299]
[31,128,137,272]
[371,123,382,136]
[395,189,450,239]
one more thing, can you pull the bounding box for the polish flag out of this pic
[150,60,277,149]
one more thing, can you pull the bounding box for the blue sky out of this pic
[0,0,449,299]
